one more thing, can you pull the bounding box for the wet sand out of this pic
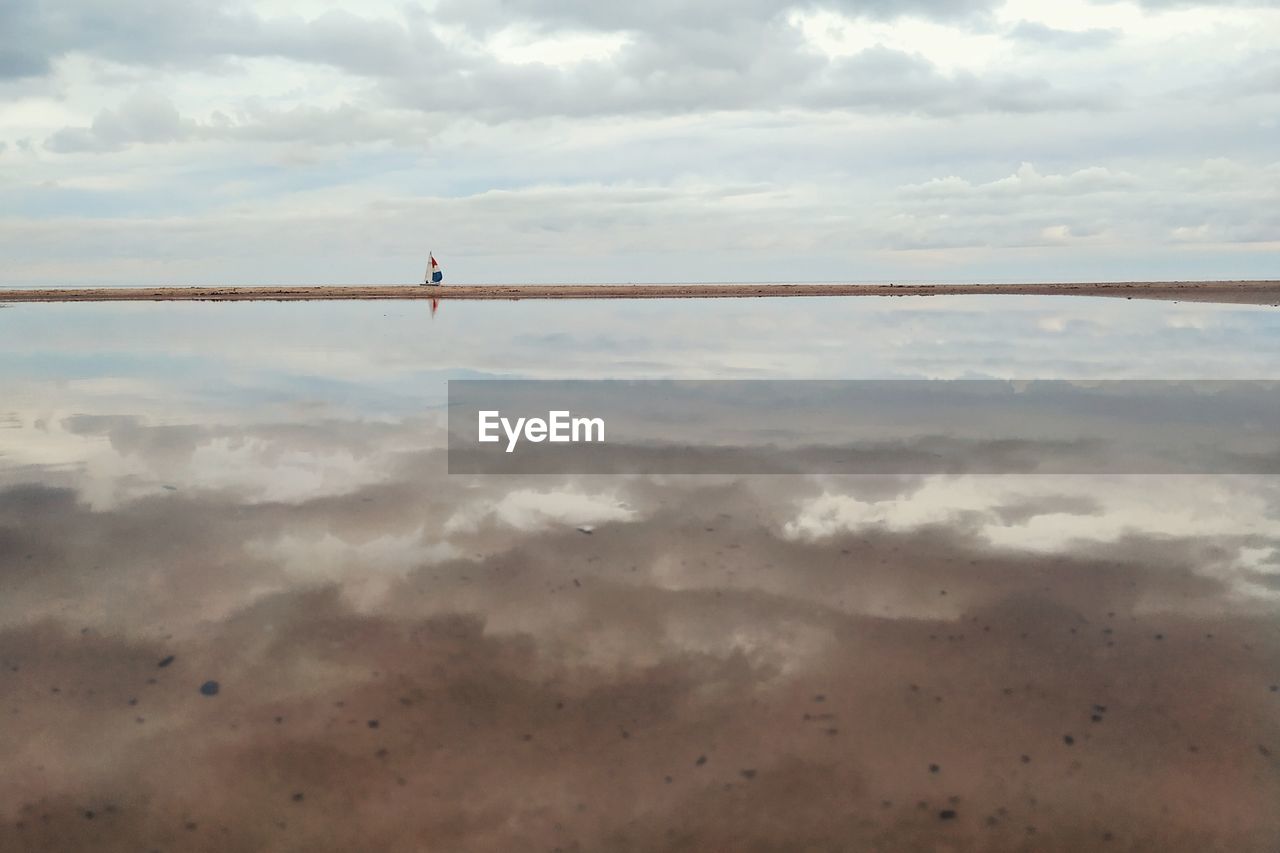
[4,280,1280,304]
[1,461,1278,852]
[3,305,1280,851]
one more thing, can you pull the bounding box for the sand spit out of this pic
[3,280,1280,304]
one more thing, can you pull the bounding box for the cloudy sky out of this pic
[1,0,1277,285]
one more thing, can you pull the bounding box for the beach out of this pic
[8,0,1279,848]
[4,280,1280,304]
[1,296,1278,851]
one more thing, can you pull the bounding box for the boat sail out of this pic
[423,252,443,285]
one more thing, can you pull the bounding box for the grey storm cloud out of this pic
[43,95,424,152]
[2,0,1005,85]
[9,0,1104,125]
[0,0,433,79]
[432,0,1000,33]
[44,92,194,153]
[810,46,1107,113]
[385,36,1102,120]
[1008,20,1121,49]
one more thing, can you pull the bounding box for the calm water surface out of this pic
[1,296,1278,851]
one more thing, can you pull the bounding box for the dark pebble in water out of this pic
[84,811,94,820]
[813,694,825,702]
[1063,734,1075,746]
[199,680,219,696]
[1154,634,1164,640]
[739,769,756,780]
[367,720,379,729]
[1020,755,1031,763]
[929,764,940,773]
[1270,685,1278,693]
[157,656,175,668]
[291,793,304,802]
[695,755,707,766]
[1091,715,1103,723]
[1093,704,1107,712]
[1260,745,1272,757]
[939,809,957,820]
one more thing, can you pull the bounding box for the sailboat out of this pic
[423,252,443,286]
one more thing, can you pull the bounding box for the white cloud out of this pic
[1,0,1278,282]
[902,162,1138,197]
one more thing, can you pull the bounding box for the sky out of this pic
[0,0,1278,285]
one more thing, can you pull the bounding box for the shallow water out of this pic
[1,296,1278,851]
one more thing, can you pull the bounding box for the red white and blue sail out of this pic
[425,252,443,284]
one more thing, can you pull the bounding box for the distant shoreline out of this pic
[3,281,1280,304]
